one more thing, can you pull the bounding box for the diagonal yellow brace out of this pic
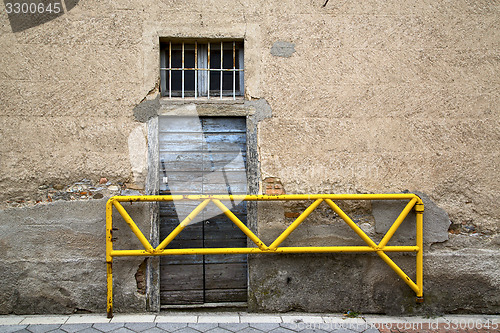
[112,201,154,253]
[156,199,211,251]
[269,199,324,250]
[378,197,418,249]
[324,199,378,248]
[377,250,420,294]
[212,199,269,250]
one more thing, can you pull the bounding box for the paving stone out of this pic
[204,328,233,333]
[276,324,299,332]
[268,327,296,333]
[249,324,280,331]
[187,324,218,332]
[77,328,105,333]
[357,329,379,333]
[155,317,197,324]
[22,317,68,325]
[60,323,93,332]
[110,316,156,324]
[0,316,25,325]
[169,328,199,333]
[0,325,28,333]
[107,328,135,333]
[198,317,239,324]
[141,328,167,333]
[26,324,62,333]
[331,319,364,326]
[233,327,264,333]
[217,324,250,332]
[155,323,189,332]
[292,322,333,332]
[330,328,358,333]
[10,330,30,333]
[319,318,351,325]
[364,316,406,324]
[240,316,282,324]
[50,330,69,333]
[66,316,110,324]
[320,323,359,332]
[280,317,324,324]
[92,323,125,332]
[125,323,157,332]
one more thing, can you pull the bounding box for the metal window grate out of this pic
[160,41,244,100]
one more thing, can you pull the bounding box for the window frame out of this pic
[160,40,244,100]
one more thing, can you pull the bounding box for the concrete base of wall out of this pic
[248,249,500,315]
[1,198,499,315]
[0,199,147,315]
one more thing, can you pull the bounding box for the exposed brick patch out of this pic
[135,259,147,295]
[263,177,285,196]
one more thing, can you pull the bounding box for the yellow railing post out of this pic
[415,199,424,302]
[105,199,114,319]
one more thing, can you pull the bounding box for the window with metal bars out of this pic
[160,40,244,99]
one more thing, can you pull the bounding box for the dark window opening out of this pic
[160,41,244,99]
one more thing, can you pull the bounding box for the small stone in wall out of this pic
[270,41,296,58]
[93,193,104,199]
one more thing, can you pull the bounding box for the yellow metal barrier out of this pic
[106,194,424,318]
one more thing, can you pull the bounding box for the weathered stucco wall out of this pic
[0,0,499,315]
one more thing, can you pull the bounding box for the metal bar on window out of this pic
[233,41,236,100]
[181,42,185,99]
[169,42,172,99]
[160,48,166,97]
[207,42,210,99]
[220,42,223,100]
[159,41,244,99]
[195,41,198,99]
[239,45,244,97]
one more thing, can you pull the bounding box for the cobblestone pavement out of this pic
[0,313,498,333]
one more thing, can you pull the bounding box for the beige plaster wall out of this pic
[0,0,499,314]
[1,0,498,232]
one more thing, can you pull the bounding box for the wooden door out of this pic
[159,116,248,305]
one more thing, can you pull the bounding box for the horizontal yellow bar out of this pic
[111,246,419,257]
[110,193,422,203]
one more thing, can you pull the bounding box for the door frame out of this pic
[145,101,268,312]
